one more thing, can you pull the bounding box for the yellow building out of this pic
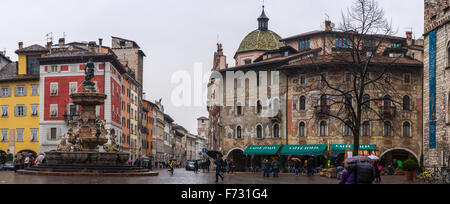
[0,43,48,156]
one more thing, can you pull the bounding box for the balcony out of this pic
[380,106,396,119]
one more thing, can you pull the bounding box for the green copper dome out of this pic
[236,30,284,53]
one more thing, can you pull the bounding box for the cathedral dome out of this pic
[236,29,284,54]
[236,6,284,55]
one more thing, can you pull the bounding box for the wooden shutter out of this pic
[23,105,27,116]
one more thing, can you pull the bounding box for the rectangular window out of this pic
[30,128,38,142]
[31,85,39,96]
[1,129,8,142]
[69,104,77,116]
[50,128,57,140]
[26,55,41,75]
[51,65,59,73]
[391,43,402,48]
[15,105,26,117]
[0,87,10,97]
[300,75,306,85]
[1,106,8,117]
[15,86,26,97]
[69,82,78,94]
[404,73,411,84]
[336,38,350,49]
[50,83,58,96]
[16,128,24,142]
[50,104,58,118]
[299,39,310,51]
[31,104,39,116]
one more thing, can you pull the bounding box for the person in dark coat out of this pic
[227,159,234,174]
[194,160,199,173]
[355,162,376,184]
[206,159,211,172]
[263,159,271,177]
[307,157,315,176]
[339,163,357,184]
[272,159,280,177]
[215,154,225,182]
[294,161,300,176]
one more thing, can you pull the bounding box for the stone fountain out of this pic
[18,59,157,176]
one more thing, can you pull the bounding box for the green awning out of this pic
[243,145,282,155]
[280,145,328,156]
[331,144,376,154]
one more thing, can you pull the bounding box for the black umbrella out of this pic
[206,150,223,159]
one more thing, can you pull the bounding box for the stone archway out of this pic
[225,148,246,172]
[18,150,37,157]
[380,148,418,167]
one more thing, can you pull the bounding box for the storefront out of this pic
[331,144,377,156]
[280,145,328,169]
[243,145,282,171]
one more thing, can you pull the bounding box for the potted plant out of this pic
[402,158,419,181]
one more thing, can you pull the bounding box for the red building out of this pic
[38,41,126,153]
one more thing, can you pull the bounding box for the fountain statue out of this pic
[17,59,157,176]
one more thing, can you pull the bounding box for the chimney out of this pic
[406,31,413,46]
[18,42,23,50]
[325,20,333,31]
[58,38,65,46]
[46,41,52,50]
[98,38,103,53]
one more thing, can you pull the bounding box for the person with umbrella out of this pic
[343,156,376,184]
[307,157,315,177]
[214,154,225,183]
[293,159,301,177]
[263,159,271,177]
[339,160,357,184]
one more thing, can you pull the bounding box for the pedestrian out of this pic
[215,154,224,182]
[355,162,376,184]
[128,159,133,166]
[263,159,271,177]
[148,159,153,171]
[13,156,19,173]
[228,159,234,174]
[272,158,280,178]
[206,159,211,172]
[194,160,199,174]
[294,161,300,176]
[307,157,315,176]
[24,156,30,168]
[223,160,228,174]
[373,161,382,183]
[339,163,357,184]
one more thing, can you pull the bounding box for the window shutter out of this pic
[23,106,27,116]
[47,128,51,140]
[14,87,18,96]
[14,106,17,116]
[7,88,11,97]
[24,87,27,96]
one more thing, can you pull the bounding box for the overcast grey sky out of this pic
[0,0,424,134]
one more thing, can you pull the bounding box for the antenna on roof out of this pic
[45,32,53,43]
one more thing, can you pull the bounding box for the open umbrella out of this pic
[344,156,370,164]
[290,157,302,162]
[206,150,223,159]
[368,155,379,161]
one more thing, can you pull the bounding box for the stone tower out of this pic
[423,0,450,168]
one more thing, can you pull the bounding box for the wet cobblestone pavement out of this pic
[0,169,415,184]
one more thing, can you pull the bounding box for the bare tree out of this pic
[309,0,406,156]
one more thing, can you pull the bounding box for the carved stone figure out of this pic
[83,58,96,87]
[57,135,71,152]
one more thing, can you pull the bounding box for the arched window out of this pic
[300,96,306,110]
[320,121,328,137]
[384,121,392,137]
[344,122,352,136]
[299,122,306,137]
[256,125,263,139]
[362,121,370,136]
[403,122,411,137]
[363,94,371,109]
[273,124,280,138]
[320,95,327,107]
[403,96,410,110]
[236,126,242,139]
[257,100,262,115]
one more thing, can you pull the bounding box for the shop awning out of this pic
[331,144,376,154]
[280,145,328,156]
[243,145,282,155]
